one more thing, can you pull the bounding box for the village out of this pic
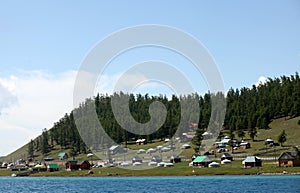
[1,132,300,177]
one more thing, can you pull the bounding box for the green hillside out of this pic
[1,116,299,163]
[223,116,300,157]
[1,73,299,163]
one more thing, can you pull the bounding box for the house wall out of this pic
[255,161,262,167]
[279,159,300,167]
[245,162,261,167]
[278,159,294,167]
[132,159,142,163]
[80,164,91,170]
[193,162,211,167]
[294,160,300,166]
[240,144,250,149]
[221,157,233,161]
[66,164,80,170]
[60,155,68,160]
[245,162,254,167]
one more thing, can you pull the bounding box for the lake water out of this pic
[0,175,299,193]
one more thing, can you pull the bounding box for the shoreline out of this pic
[3,173,300,178]
[2,161,300,177]
[4,171,300,177]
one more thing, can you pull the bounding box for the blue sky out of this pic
[0,0,299,155]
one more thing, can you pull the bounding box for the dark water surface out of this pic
[0,175,299,193]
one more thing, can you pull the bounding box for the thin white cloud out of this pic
[0,70,77,156]
[255,76,267,87]
[0,70,177,156]
[0,80,17,114]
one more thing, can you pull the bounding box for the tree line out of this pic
[28,72,300,157]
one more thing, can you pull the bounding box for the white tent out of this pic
[157,162,165,167]
[148,161,157,166]
[137,149,146,154]
[34,164,45,168]
[208,162,220,168]
[133,162,142,166]
[181,144,191,149]
[87,153,94,157]
[161,147,171,152]
[120,162,130,167]
[164,163,174,167]
[146,148,157,154]
[221,159,232,164]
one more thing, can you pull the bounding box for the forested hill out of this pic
[19,72,300,158]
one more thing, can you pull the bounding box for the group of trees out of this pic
[224,73,300,141]
[28,73,300,157]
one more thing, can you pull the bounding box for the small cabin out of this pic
[58,152,68,160]
[151,156,162,163]
[181,133,194,142]
[202,132,213,139]
[215,136,231,148]
[192,156,212,167]
[240,142,251,149]
[170,155,181,163]
[265,138,274,145]
[132,156,142,163]
[278,152,300,167]
[47,163,59,172]
[66,160,91,170]
[221,153,233,161]
[109,145,126,155]
[242,156,262,168]
[136,139,147,145]
[43,157,54,162]
[181,144,191,149]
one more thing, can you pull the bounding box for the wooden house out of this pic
[151,156,162,163]
[47,163,59,172]
[66,160,91,170]
[278,152,300,167]
[242,156,262,167]
[136,139,147,145]
[170,155,181,163]
[132,156,142,163]
[265,138,274,145]
[221,153,233,161]
[109,145,126,155]
[192,156,212,167]
[43,157,54,162]
[240,142,251,149]
[58,152,68,160]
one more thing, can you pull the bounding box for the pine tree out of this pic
[237,129,245,140]
[248,127,257,141]
[27,139,34,158]
[70,143,77,160]
[278,130,287,147]
[41,129,49,155]
[192,128,203,153]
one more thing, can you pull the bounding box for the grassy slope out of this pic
[227,116,300,157]
[1,116,300,163]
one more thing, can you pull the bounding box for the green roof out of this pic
[47,164,58,169]
[193,156,211,163]
[58,152,67,157]
[243,156,261,163]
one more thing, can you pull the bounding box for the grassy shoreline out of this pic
[1,161,300,177]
